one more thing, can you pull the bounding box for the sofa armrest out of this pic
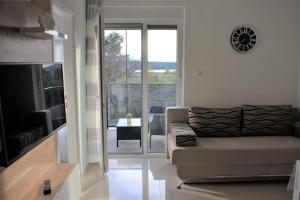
[166,107,189,159]
[166,107,189,134]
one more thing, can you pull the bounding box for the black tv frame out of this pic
[0,97,9,166]
[0,63,67,167]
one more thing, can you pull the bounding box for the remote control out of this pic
[43,179,51,195]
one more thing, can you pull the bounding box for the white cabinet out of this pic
[54,164,81,200]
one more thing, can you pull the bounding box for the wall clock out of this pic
[231,26,257,53]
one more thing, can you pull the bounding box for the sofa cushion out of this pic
[170,123,197,146]
[168,134,300,166]
[242,105,293,136]
[294,122,300,138]
[188,107,241,137]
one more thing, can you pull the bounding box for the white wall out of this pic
[297,10,300,108]
[53,1,80,166]
[103,0,300,107]
[183,0,300,107]
[0,1,53,63]
[55,0,88,173]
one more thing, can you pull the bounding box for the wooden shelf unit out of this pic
[0,132,79,200]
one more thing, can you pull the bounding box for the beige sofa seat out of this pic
[169,134,300,166]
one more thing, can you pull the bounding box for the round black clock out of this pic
[231,26,257,53]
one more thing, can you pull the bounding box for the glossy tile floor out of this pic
[80,158,292,200]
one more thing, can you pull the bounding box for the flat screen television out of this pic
[0,63,66,167]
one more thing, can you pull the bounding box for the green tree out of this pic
[105,32,126,121]
[104,32,123,54]
[105,32,126,83]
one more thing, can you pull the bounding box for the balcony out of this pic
[107,83,176,154]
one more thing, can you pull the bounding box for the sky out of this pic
[105,29,177,62]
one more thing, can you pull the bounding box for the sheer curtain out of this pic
[86,0,104,168]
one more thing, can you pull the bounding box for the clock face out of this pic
[231,26,257,53]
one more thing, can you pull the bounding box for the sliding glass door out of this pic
[105,24,143,154]
[147,25,177,153]
[104,23,179,155]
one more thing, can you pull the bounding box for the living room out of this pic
[1,0,300,199]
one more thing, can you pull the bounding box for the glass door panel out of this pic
[104,25,143,154]
[147,27,177,153]
[104,23,178,155]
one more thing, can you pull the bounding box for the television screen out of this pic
[0,64,66,167]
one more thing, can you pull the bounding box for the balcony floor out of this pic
[108,127,165,154]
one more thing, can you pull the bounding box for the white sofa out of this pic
[166,107,300,182]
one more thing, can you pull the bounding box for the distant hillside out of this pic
[129,60,176,70]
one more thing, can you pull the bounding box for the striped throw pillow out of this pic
[242,105,293,136]
[189,107,242,137]
[170,123,197,146]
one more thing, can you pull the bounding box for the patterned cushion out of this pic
[189,107,242,137]
[242,105,293,136]
[170,123,197,146]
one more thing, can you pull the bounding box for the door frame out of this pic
[52,0,80,163]
[100,14,109,172]
[102,18,183,158]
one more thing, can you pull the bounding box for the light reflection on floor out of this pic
[80,158,291,200]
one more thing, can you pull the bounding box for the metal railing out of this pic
[106,83,176,127]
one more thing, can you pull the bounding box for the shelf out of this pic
[0,26,67,40]
[0,133,80,200]
[0,0,31,2]
[20,163,77,200]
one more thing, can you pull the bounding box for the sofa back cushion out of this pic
[242,105,293,136]
[189,107,242,137]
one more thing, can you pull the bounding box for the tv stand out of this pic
[0,132,81,199]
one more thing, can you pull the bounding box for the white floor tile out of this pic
[80,158,291,200]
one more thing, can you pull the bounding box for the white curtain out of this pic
[86,0,103,165]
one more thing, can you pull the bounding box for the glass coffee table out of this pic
[116,118,141,147]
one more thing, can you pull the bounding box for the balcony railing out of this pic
[106,83,176,127]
